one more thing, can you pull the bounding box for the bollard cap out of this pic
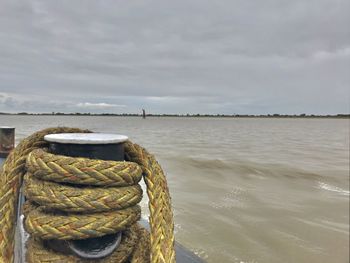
[44,133,128,144]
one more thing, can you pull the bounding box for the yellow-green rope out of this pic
[0,127,175,263]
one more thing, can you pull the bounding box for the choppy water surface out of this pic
[1,116,349,263]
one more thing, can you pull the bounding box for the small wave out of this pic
[181,157,235,170]
[173,156,324,181]
[191,248,209,260]
[318,182,349,195]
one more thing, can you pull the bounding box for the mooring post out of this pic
[8,130,206,263]
[0,127,15,158]
[31,133,128,259]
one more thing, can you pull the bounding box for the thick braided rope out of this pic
[26,224,145,263]
[23,174,143,213]
[26,149,143,187]
[24,202,141,240]
[125,142,175,263]
[0,127,88,263]
[23,149,152,262]
[0,127,175,263]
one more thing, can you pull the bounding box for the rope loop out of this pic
[0,127,175,263]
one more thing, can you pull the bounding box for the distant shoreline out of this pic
[0,112,349,118]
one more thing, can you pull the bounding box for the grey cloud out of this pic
[0,0,349,114]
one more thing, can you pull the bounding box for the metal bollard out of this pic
[0,127,15,158]
[5,130,205,263]
[42,133,128,259]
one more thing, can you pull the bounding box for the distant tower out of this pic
[142,109,146,119]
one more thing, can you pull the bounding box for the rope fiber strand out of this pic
[0,127,175,263]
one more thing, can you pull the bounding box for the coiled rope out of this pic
[0,127,175,263]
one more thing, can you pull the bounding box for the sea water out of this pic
[1,115,349,263]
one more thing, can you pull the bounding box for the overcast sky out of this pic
[0,0,349,114]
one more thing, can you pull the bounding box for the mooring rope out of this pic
[0,127,175,263]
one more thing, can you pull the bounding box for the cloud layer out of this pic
[0,0,349,114]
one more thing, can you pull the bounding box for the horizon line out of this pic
[0,112,349,118]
